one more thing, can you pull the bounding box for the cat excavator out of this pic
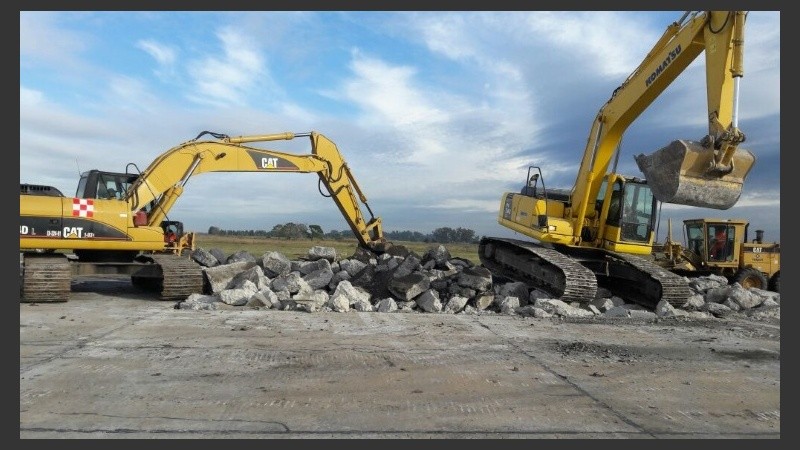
[20,131,387,302]
[480,11,755,308]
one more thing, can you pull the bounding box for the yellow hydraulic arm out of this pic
[127,131,386,250]
[571,10,752,236]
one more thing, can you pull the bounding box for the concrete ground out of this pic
[20,275,780,439]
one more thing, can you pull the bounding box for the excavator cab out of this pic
[76,170,138,200]
[596,175,657,253]
[635,139,755,210]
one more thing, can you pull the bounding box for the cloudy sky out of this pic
[20,11,781,243]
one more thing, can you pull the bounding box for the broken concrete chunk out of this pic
[191,248,220,267]
[498,282,529,307]
[229,265,265,290]
[416,289,443,313]
[392,253,422,279]
[339,259,367,277]
[388,273,430,301]
[473,293,495,310]
[226,250,257,265]
[443,296,468,314]
[456,266,492,291]
[261,251,292,278]
[376,298,398,313]
[498,296,520,315]
[308,246,336,262]
[202,261,257,294]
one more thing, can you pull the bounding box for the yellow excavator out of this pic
[480,11,755,308]
[20,131,387,302]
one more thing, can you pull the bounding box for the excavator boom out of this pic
[128,131,385,250]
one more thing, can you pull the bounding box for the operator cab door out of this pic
[599,177,656,255]
[706,222,736,263]
[684,221,706,259]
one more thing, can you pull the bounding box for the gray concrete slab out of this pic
[20,276,780,439]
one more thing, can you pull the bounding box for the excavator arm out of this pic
[127,131,386,250]
[571,10,753,227]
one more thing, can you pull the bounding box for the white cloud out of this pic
[20,12,88,67]
[136,39,176,66]
[186,27,268,106]
[422,198,502,213]
[106,76,161,113]
[19,86,44,106]
[406,12,659,80]
[519,11,660,78]
[343,51,447,128]
[136,39,178,81]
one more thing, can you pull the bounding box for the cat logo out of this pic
[64,226,84,238]
[247,150,299,171]
[262,157,279,169]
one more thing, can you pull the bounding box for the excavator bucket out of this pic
[635,139,755,210]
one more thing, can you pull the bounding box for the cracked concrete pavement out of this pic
[20,275,780,439]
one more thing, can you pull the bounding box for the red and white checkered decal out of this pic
[72,198,94,217]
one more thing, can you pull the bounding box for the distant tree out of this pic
[268,224,285,238]
[385,230,430,242]
[268,222,310,239]
[431,227,455,243]
[427,226,476,243]
[454,227,476,243]
[208,226,221,235]
[309,224,324,240]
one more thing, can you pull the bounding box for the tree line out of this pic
[207,223,479,243]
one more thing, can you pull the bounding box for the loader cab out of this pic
[76,170,138,201]
[683,219,738,263]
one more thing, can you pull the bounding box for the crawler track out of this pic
[20,253,71,303]
[132,254,204,300]
[479,237,691,308]
[479,238,597,303]
[609,253,691,308]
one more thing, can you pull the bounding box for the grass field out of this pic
[194,234,480,264]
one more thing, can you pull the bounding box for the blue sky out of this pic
[20,11,781,243]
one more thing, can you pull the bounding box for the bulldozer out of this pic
[653,218,780,292]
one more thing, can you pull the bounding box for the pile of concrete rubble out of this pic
[181,244,780,321]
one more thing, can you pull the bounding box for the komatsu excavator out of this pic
[480,11,755,308]
[20,131,387,302]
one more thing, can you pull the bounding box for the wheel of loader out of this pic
[768,271,780,293]
[734,268,768,290]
